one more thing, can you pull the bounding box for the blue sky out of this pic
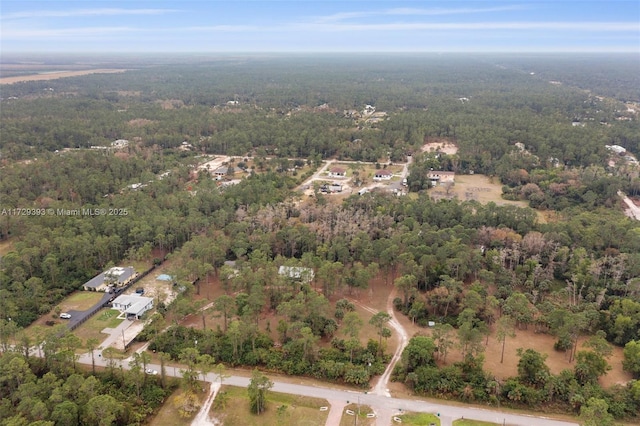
[1,1,639,53]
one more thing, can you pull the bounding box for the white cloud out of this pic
[2,27,138,38]
[315,5,529,23]
[2,8,178,20]
[297,21,640,33]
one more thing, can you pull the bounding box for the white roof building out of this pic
[111,295,154,319]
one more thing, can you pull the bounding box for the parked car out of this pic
[135,287,144,295]
[60,313,71,319]
[145,369,158,375]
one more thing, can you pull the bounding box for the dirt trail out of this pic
[350,290,409,398]
[191,382,221,426]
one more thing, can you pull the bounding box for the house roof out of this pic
[374,169,392,176]
[112,294,153,315]
[330,167,346,174]
[84,266,135,289]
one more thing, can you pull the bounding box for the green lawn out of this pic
[395,412,441,426]
[213,385,329,426]
[73,308,123,346]
[453,420,499,426]
[63,291,105,310]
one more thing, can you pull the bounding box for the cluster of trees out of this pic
[0,329,174,426]
[393,336,640,422]
[1,54,639,423]
[143,286,390,388]
[0,150,298,326]
[4,55,637,173]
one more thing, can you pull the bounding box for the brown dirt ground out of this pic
[0,69,128,84]
[422,138,459,155]
[0,239,15,256]
[356,279,632,391]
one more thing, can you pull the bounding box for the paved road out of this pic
[74,350,577,426]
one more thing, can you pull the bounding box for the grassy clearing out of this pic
[395,412,441,425]
[73,308,123,345]
[213,385,329,426]
[453,420,499,426]
[62,291,105,310]
[339,403,375,426]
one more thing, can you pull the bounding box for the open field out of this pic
[437,174,528,208]
[396,412,441,425]
[0,69,128,84]
[212,385,329,426]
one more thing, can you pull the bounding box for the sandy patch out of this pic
[422,139,458,155]
[192,382,221,426]
[0,69,128,84]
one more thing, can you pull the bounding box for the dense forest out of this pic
[1,54,639,424]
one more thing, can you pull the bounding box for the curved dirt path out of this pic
[349,290,409,397]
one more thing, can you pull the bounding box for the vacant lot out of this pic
[149,386,209,426]
[436,174,528,207]
[212,385,329,426]
[361,279,632,394]
[0,69,128,84]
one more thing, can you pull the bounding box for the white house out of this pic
[328,167,347,178]
[111,294,154,319]
[373,169,393,181]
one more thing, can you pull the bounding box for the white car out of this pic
[145,369,158,375]
[60,313,71,319]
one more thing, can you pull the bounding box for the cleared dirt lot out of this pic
[0,69,128,84]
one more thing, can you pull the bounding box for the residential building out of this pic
[328,167,347,178]
[373,169,393,180]
[427,171,455,186]
[111,294,154,320]
[83,266,136,292]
